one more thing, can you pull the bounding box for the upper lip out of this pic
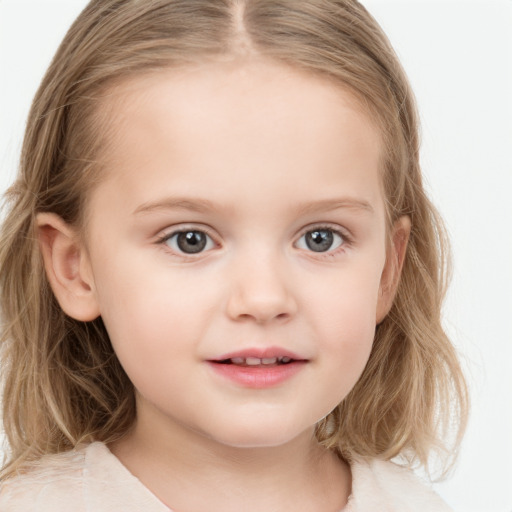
[209,347,307,362]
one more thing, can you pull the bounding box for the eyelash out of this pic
[156,224,353,259]
[296,224,353,258]
[156,225,218,258]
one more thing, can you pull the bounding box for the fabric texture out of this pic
[0,442,452,511]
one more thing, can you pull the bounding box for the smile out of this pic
[207,348,308,388]
[217,356,293,366]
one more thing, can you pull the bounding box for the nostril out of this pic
[225,283,298,323]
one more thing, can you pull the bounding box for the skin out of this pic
[38,58,410,512]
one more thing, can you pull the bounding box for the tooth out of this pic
[231,357,245,364]
[280,356,291,364]
[245,357,262,366]
[262,357,277,365]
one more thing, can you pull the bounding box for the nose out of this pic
[225,251,298,324]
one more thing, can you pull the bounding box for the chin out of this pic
[205,418,312,450]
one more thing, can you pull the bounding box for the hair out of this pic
[0,0,468,480]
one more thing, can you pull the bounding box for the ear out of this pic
[37,212,100,321]
[376,215,411,324]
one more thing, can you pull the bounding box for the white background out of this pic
[1,1,511,511]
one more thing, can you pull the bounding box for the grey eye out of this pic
[165,230,214,254]
[298,229,343,253]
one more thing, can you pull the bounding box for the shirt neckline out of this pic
[84,441,365,512]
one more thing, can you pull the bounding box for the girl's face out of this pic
[71,59,405,448]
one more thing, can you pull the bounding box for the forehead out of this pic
[89,59,384,218]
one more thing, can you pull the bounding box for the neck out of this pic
[109,404,351,512]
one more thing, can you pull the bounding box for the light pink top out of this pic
[0,442,451,511]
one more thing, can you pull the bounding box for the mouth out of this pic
[209,347,307,366]
[207,348,308,388]
[214,356,295,367]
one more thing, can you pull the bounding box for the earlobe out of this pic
[376,215,411,324]
[37,213,100,321]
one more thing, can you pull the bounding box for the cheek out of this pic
[92,260,194,372]
[94,246,207,330]
[306,266,381,395]
[98,290,198,415]
[312,263,381,337]
[91,251,228,389]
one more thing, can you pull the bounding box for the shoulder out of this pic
[0,442,171,512]
[0,445,88,511]
[346,458,452,512]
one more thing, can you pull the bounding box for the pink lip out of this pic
[211,347,305,362]
[207,346,308,389]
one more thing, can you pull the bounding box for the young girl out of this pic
[0,0,468,510]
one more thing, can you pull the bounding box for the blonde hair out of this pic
[0,0,467,479]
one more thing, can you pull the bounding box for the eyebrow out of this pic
[294,198,374,216]
[134,197,223,215]
[133,196,374,216]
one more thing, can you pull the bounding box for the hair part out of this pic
[0,0,468,479]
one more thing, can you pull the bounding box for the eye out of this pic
[296,228,345,253]
[161,230,215,254]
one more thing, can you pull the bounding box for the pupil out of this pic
[306,230,333,252]
[177,231,207,254]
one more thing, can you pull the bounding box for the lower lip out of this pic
[207,361,306,388]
